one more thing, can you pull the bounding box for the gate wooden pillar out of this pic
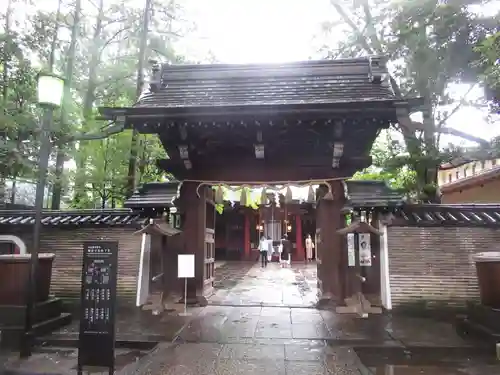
[179,181,209,305]
[295,214,304,261]
[243,212,251,260]
[316,180,345,305]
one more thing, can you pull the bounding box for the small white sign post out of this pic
[178,254,195,316]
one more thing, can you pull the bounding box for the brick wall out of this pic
[387,226,500,309]
[442,177,500,203]
[0,226,142,303]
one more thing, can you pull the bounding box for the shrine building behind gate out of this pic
[99,56,420,306]
[0,191,498,311]
[2,56,490,315]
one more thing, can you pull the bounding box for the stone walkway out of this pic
[137,305,500,375]
[210,261,318,307]
[2,261,500,374]
[134,262,500,375]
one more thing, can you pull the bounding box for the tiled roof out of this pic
[124,182,179,209]
[135,57,395,109]
[0,209,145,227]
[392,204,500,227]
[440,166,500,193]
[344,180,404,209]
[124,180,404,211]
[134,220,182,236]
[439,156,475,170]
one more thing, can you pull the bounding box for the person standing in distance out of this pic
[305,234,315,262]
[259,235,268,267]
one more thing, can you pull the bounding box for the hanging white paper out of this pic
[178,254,195,278]
[359,233,372,267]
[347,233,356,267]
[136,233,152,307]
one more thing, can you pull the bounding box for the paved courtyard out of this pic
[210,261,318,307]
[137,262,500,375]
[136,305,500,375]
[2,261,499,374]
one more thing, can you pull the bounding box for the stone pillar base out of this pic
[178,295,208,307]
[335,292,382,317]
[315,292,338,310]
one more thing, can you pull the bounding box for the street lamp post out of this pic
[20,72,64,358]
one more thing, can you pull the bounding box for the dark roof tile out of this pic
[136,57,394,109]
[344,180,404,209]
[393,204,500,227]
[124,182,179,209]
[0,209,144,227]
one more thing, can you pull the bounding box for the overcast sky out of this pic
[9,0,500,146]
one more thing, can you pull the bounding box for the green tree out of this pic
[0,0,49,206]
[352,131,418,195]
[475,31,500,111]
[322,0,499,199]
[51,0,82,209]
[69,0,187,208]
[0,0,190,209]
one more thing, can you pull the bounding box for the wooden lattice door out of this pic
[204,228,215,287]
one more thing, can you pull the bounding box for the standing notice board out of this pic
[77,241,118,375]
[178,254,195,278]
[178,254,195,316]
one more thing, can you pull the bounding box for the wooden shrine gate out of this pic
[99,57,421,306]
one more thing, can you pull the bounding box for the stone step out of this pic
[0,312,72,349]
[0,298,64,327]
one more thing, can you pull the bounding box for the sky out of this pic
[177,0,331,63]
[176,0,500,147]
[9,0,500,148]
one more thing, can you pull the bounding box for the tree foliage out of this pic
[475,31,500,111]
[322,0,500,200]
[352,131,418,194]
[1,0,191,209]
[2,0,499,208]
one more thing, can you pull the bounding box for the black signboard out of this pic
[77,241,118,375]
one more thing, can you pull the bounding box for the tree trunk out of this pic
[73,0,104,207]
[48,0,62,69]
[126,0,151,198]
[52,0,81,209]
[329,1,467,200]
[338,1,431,190]
[0,0,13,209]
[10,176,16,204]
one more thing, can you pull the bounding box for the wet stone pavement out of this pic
[40,306,189,344]
[137,305,500,375]
[2,261,499,375]
[135,262,500,375]
[1,347,152,375]
[210,261,318,307]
